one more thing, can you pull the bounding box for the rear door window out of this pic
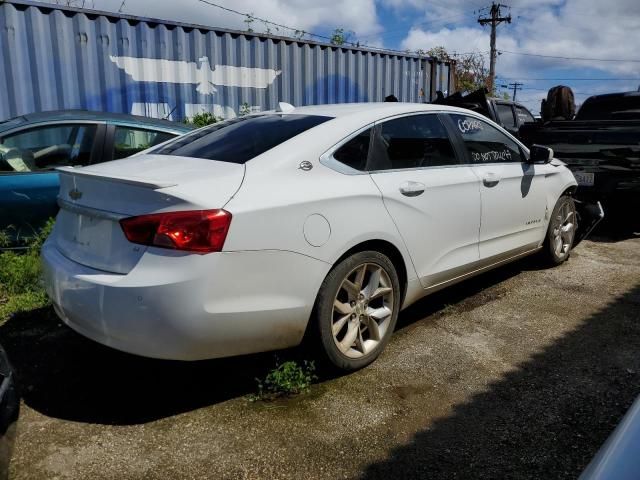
[155,114,332,163]
[333,129,371,171]
[113,126,175,160]
[0,124,96,173]
[367,114,458,171]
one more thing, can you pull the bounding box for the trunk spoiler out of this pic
[56,166,177,189]
[574,200,604,246]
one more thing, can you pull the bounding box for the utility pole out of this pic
[508,82,522,101]
[478,3,511,94]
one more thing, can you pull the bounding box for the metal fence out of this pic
[0,0,453,121]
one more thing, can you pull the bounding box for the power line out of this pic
[196,0,335,43]
[497,77,640,81]
[361,12,475,41]
[519,86,599,96]
[194,0,450,59]
[501,82,522,101]
[499,49,640,63]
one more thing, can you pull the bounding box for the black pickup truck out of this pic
[433,88,536,138]
[519,91,640,226]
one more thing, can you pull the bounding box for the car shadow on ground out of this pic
[362,283,640,480]
[589,214,640,243]
[0,254,540,426]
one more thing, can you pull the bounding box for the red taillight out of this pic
[120,209,232,253]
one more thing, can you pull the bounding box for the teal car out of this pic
[0,111,191,248]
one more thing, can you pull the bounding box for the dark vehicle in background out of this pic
[0,345,18,480]
[0,111,192,248]
[520,91,640,226]
[433,88,536,138]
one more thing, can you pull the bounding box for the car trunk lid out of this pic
[52,155,244,274]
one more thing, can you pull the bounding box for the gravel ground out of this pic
[2,233,639,479]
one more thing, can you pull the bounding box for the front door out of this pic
[446,113,549,260]
[366,113,481,289]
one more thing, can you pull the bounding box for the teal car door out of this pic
[0,123,104,247]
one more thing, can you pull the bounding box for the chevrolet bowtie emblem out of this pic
[69,188,83,200]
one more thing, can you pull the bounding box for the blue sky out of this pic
[50,0,640,114]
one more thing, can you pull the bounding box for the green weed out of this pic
[251,359,317,401]
[0,218,54,322]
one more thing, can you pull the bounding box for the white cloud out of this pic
[48,0,383,38]
[398,0,640,94]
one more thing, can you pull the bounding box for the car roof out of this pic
[279,102,475,120]
[0,110,192,134]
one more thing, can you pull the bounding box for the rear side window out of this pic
[155,114,332,163]
[0,124,96,173]
[496,104,516,129]
[368,114,458,171]
[113,126,175,160]
[450,114,523,164]
[333,129,371,171]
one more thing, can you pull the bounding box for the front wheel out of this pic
[313,251,401,371]
[541,195,577,265]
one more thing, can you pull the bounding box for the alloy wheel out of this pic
[552,201,575,257]
[331,263,394,359]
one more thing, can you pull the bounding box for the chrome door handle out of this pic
[399,181,425,197]
[482,172,501,187]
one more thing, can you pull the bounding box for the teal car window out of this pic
[0,124,96,173]
[112,127,175,160]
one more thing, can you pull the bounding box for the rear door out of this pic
[366,113,481,288]
[0,122,104,246]
[446,112,548,260]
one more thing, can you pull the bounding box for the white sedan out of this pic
[43,103,580,370]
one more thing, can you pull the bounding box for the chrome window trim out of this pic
[446,110,531,156]
[319,123,373,176]
[319,110,469,175]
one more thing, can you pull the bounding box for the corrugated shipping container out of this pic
[0,0,453,121]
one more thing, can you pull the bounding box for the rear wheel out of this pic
[542,195,577,265]
[313,251,400,371]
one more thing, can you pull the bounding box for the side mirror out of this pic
[529,144,554,164]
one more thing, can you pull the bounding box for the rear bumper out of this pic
[569,166,640,202]
[42,243,330,360]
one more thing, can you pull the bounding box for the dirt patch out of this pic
[6,236,640,480]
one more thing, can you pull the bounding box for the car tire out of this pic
[542,195,577,265]
[313,251,401,371]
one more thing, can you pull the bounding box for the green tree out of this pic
[427,46,490,94]
[244,14,255,33]
[183,111,222,127]
[330,28,354,46]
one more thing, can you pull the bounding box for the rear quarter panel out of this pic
[222,137,418,286]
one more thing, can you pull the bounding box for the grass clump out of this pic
[251,359,317,401]
[0,219,54,322]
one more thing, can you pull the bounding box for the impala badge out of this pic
[69,188,83,200]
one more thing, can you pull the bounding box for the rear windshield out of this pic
[154,114,332,163]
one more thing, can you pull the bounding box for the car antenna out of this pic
[164,106,177,120]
